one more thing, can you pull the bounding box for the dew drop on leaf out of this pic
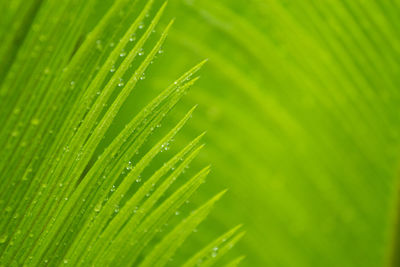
[94,203,102,212]
[95,40,102,50]
[138,48,144,56]
[129,34,136,42]
[0,234,8,243]
[31,118,40,125]
[118,78,124,87]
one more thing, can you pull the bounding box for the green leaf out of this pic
[0,0,237,266]
[224,256,246,267]
[139,190,227,267]
[182,225,243,267]
[4,0,398,266]
[141,0,400,266]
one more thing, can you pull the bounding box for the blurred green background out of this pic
[98,0,400,266]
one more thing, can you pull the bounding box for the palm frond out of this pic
[0,0,240,266]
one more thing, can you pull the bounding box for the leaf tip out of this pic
[215,189,228,200]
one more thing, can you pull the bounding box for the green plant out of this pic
[2,0,400,266]
[0,0,243,266]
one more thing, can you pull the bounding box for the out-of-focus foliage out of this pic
[113,0,400,266]
[1,0,400,266]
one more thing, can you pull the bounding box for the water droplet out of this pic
[0,234,8,243]
[175,211,180,215]
[110,65,116,72]
[126,161,133,171]
[118,78,124,87]
[138,48,144,56]
[94,203,102,212]
[129,34,136,42]
[96,40,103,50]
[160,142,170,152]
[120,50,126,57]
[31,118,40,125]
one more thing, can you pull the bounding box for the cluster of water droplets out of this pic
[119,49,126,57]
[126,161,133,171]
[160,142,170,153]
[138,48,144,56]
[194,246,219,266]
[211,246,219,258]
[118,77,124,87]
[110,185,116,192]
[129,33,136,42]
